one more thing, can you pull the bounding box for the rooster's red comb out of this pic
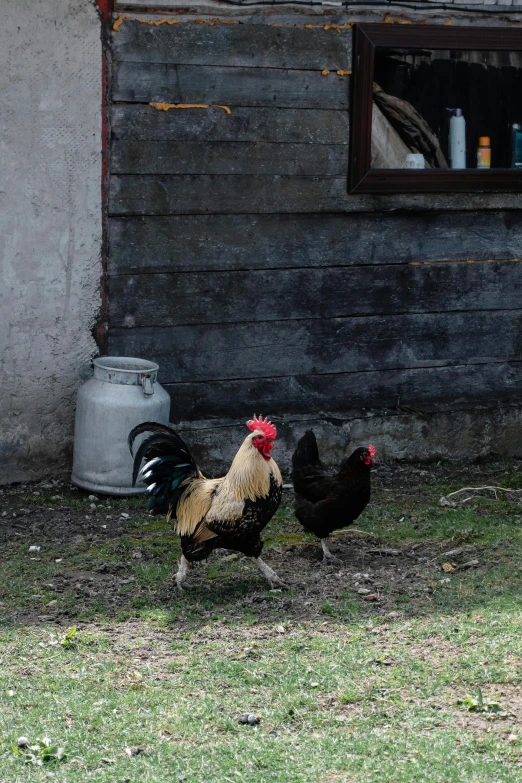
[247,415,277,440]
[368,445,376,458]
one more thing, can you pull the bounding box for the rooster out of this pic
[291,430,375,564]
[128,416,287,590]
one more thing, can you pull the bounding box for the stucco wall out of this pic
[0,0,102,484]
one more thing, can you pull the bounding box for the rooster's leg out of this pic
[176,554,190,591]
[321,538,342,566]
[254,557,289,590]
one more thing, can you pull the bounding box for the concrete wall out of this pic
[0,0,103,484]
[176,407,522,478]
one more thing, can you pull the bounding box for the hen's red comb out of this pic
[247,415,277,440]
[368,445,376,458]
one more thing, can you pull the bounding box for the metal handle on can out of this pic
[140,373,155,396]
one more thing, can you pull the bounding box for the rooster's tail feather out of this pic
[129,422,199,515]
[291,429,321,470]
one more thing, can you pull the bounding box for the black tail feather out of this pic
[128,422,199,515]
[130,429,195,487]
[128,421,184,457]
[291,429,321,470]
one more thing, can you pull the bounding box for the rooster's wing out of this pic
[202,473,282,539]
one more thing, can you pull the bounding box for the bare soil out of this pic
[0,461,499,628]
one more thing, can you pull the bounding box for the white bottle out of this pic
[447,108,466,169]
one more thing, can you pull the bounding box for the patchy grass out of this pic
[1,461,522,781]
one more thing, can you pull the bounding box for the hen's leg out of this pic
[321,538,342,566]
[254,557,289,590]
[175,554,190,591]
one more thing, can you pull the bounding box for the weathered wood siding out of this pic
[108,18,522,426]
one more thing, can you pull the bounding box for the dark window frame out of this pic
[349,23,522,193]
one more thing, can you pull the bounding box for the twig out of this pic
[459,559,480,570]
[331,529,377,537]
[440,486,522,506]
[447,485,522,499]
[435,545,475,560]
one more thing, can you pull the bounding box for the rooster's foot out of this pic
[254,557,290,590]
[166,575,186,592]
[321,539,342,566]
[268,575,291,591]
[175,554,190,591]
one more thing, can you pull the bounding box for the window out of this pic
[349,24,522,193]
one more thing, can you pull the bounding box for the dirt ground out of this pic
[3,460,522,782]
[0,460,505,628]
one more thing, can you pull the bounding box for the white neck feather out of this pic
[223,433,282,502]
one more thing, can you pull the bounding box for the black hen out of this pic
[291,430,375,563]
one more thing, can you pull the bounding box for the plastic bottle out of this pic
[477,136,491,169]
[511,123,522,168]
[446,108,466,169]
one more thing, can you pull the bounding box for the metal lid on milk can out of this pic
[93,357,159,395]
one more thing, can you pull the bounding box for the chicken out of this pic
[291,430,375,564]
[128,415,287,590]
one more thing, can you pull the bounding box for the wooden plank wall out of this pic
[108,18,522,423]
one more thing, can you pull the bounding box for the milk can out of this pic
[72,357,171,495]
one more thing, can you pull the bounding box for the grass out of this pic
[1,460,522,781]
